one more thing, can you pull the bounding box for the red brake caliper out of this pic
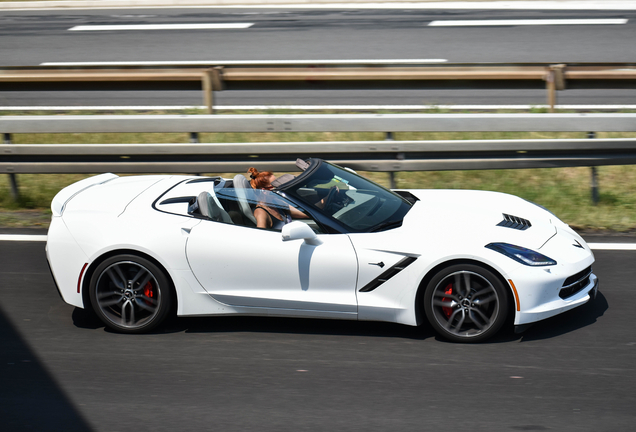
[143,281,154,305]
[441,283,453,318]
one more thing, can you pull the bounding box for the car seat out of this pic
[197,191,233,224]
[232,174,258,226]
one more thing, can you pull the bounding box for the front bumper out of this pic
[513,272,598,325]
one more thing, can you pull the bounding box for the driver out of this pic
[247,167,308,230]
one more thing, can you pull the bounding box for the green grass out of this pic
[1,113,635,231]
[367,166,636,232]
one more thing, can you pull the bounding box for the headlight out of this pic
[485,243,557,266]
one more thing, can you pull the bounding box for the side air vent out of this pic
[497,214,532,231]
[359,256,417,293]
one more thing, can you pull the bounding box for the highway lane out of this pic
[1,7,635,108]
[1,8,635,64]
[1,233,635,431]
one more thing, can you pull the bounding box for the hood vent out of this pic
[497,214,532,231]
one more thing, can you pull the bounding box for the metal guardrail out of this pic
[2,113,635,202]
[2,139,636,174]
[2,113,636,133]
[1,113,636,175]
[2,63,636,112]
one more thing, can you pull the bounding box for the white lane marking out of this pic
[428,19,628,27]
[1,235,635,250]
[588,243,636,251]
[0,235,48,242]
[40,59,448,66]
[4,105,636,111]
[68,23,254,31]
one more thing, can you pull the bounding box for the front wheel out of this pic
[424,264,509,343]
[89,254,173,333]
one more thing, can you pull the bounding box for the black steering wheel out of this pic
[322,186,341,213]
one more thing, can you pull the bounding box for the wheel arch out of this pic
[414,258,516,327]
[81,248,178,314]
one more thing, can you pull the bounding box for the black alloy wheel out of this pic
[89,254,173,333]
[424,264,509,343]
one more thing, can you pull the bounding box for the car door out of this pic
[185,211,359,317]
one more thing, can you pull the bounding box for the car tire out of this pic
[424,264,509,343]
[89,254,173,334]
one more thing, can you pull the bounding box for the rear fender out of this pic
[51,173,118,217]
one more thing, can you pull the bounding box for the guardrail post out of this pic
[203,70,214,114]
[3,133,19,200]
[591,166,599,205]
[202,67,224,114]
[546,68,555,113]
[190,133,201,175]
[588,132,600,205]
[546,65,566,113]
[385,132,398,189]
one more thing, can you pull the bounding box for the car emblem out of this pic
[573,240,584,249]
[369,262,385,268]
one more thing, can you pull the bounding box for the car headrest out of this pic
[233,174,251,189]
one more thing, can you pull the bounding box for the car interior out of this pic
[184,174,322,233]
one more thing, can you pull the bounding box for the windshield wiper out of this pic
[370,220,403,232]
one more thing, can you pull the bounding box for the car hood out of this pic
[401,189,558,251]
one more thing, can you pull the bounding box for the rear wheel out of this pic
[424,264,509,343]
[89,254,173,333]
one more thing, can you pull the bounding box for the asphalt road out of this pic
[2,8,635,64]
[1,7,635,107]
[1,233,635,431]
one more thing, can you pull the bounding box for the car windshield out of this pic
[280,161,412,232]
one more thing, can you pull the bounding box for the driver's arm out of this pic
[289,206,308,219]
[314,186,339,209]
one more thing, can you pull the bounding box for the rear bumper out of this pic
[46,217,89,308]
[45,245,65,303]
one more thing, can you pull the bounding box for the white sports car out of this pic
[46,158,598,342]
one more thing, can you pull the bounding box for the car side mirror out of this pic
[281,221,323,246]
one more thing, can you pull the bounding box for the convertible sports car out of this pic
[46,158,598,342]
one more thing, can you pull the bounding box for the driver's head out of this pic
[247,167,276,190]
